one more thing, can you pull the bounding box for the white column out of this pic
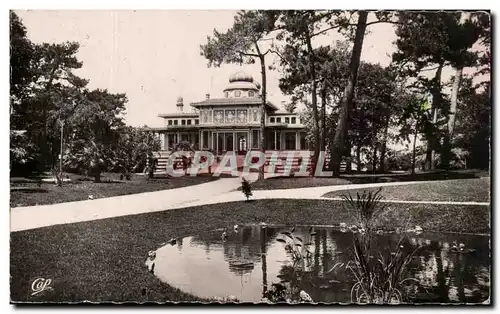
[248,129,252,149]
[216,132,219,152]
[280,131,285,150]
[198,130,203,150]
[296,131,300,150]
[247,130,250,151]
[274,131,277,150]
[233,131,236,152]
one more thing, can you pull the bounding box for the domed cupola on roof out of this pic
[229,70,254,83]
[224,70,260,98]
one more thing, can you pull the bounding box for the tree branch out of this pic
[420,64,448,72]
[366,20,403,27]
[238,51,259,58]
[269,49,285,62]
[311,25,341,37]
[262,48,273,56]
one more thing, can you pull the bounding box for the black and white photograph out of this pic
[8,6,492,305]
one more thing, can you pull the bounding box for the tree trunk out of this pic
[258,52,267,180]
[306,34,320,175]
[442,66,463,170]
[260,227,268,295]
[40,60,60,171]
[425,62,444,171]
[93,165,102,183]
[147,153,155,178]
[379,114,390,173]
[345,140,352,174]
[321,86,327,152]
[430,107,438,170]
[330,11,368,176]
[372,146,377,174]
[356,144,361,172]
[411,121,419,175]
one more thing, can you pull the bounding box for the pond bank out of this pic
[10,198,490,303]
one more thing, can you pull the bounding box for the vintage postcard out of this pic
[9,9,491,305]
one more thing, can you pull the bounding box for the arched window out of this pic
[225,91,229,98]
[234,90,241,97]
[248,91,255,97]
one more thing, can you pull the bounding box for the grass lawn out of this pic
[248,169,488,190]
[249,177,352,190]
[322,177,491,203]
[10,172,218,208]
[10,198,490,303]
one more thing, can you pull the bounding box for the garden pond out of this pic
[145,224,490,303]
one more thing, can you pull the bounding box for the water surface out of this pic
[146,225,490,303]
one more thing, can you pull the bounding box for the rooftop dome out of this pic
[224,70,260,93]
[229,70,254,83]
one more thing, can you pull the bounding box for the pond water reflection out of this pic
[146,225,490,303]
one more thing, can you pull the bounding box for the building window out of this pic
[225,91,229,98]
[270,117,275,123]
[195,119,199,125]
[168,120,173,125]
[248,91,255,97]
[276,117,282,123]
[235,90,241,97]
[187,119,192,125]
[174,120,178,125]
[285,117,290,124]
[181,119,186,125]
[291,117,296,124]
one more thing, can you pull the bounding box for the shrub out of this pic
[241,178,252,201]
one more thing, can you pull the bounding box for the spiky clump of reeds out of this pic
[339,188,420,304]
[341,187,386,234]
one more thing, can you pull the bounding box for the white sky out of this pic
[16,10,473,127]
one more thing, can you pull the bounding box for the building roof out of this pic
[190,97,278,110]
[158,112,199,118]
[223,81,260,91]
[229,70,254,83]
[223,70,260,92]
[271,110,297,116]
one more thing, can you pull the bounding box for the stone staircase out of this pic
[263,151,347,175]
[153,150,347,175]
[153,151,193,173]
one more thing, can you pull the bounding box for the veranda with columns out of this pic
[146,70,313,170]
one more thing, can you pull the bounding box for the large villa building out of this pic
[149,70,310,155]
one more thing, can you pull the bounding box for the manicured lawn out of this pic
[10,198,490,303]
[322,177,491,203]
[248,169,488,190]
[249,177,352,190]
[10,172,218,208]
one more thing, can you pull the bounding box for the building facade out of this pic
[148,70,310,155]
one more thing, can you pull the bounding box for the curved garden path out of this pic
[10,177,488,232]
